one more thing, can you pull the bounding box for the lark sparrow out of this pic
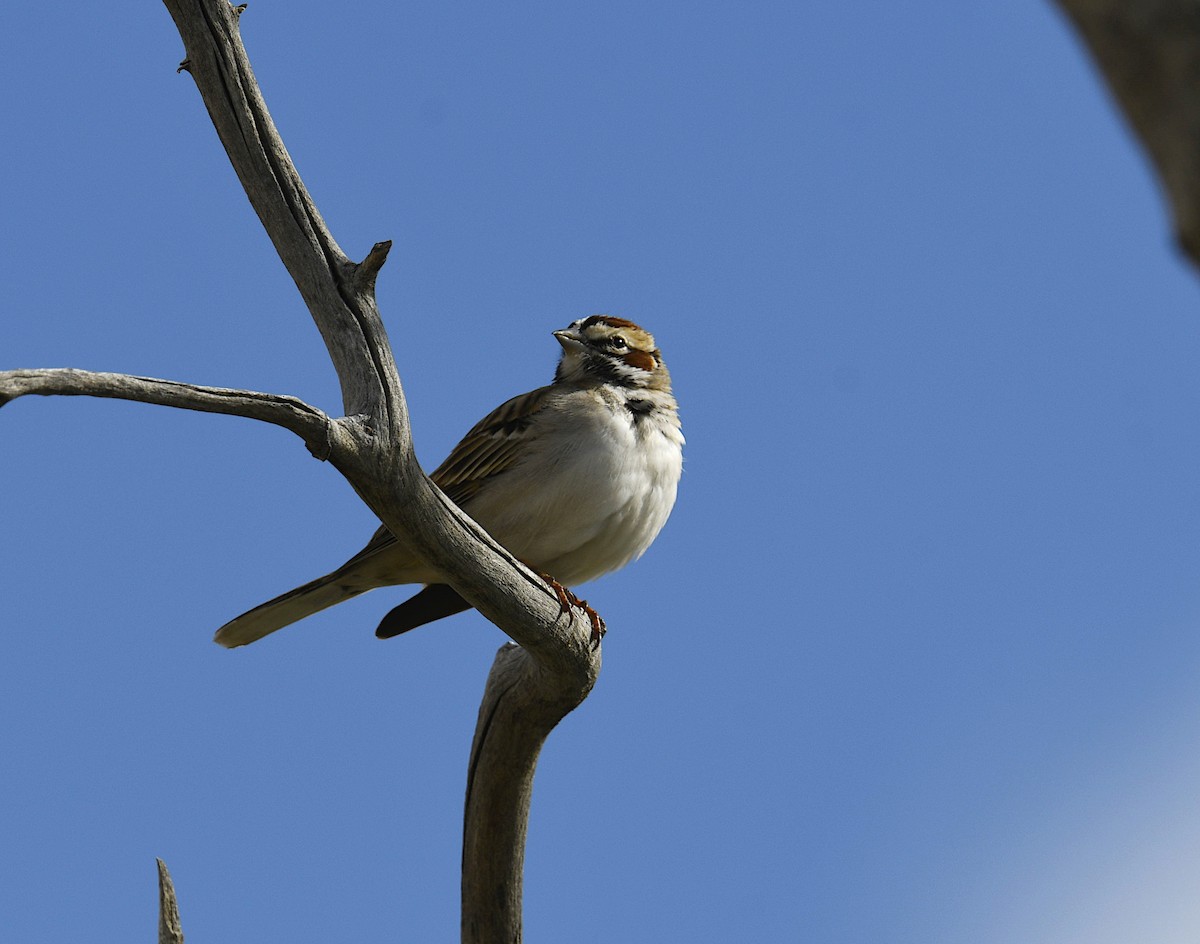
[214,316,684,648]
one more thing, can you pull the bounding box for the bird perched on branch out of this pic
[214,316,684,648]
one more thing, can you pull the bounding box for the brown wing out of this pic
[333,385,554,571]
[430,385,553,506]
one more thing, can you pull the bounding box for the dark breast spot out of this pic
[626,398,654,417]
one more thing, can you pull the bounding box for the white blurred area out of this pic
[957,679,1200,943]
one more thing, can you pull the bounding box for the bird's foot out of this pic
[541,573,606,648]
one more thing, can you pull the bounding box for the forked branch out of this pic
[1,2,601,941]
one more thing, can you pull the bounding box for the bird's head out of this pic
[553,316,670,391]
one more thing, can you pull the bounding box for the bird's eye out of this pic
[610,336,627,349]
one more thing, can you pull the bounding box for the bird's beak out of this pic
[553,326,585,351]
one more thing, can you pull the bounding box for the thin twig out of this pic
[0,368,338,459]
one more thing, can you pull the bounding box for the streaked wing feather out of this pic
[431,385,553,507]
[335,386,552,563]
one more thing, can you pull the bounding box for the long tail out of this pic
[214,572,369,648]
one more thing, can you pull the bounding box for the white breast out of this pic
[465,387,684,586]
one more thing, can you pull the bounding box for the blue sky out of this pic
[4,2,1200,941]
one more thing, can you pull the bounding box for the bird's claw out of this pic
[541,573,606,648]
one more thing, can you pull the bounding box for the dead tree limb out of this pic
[1056,0,1200,269]
[0,1,600,940]
[0,369,337,457]
[157,859,185,944]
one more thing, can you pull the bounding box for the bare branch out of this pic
[0,368,339,459]
[161,0,401,424]
[156,1,604,678]
[462,644,597,944]
[156,859,185,944]
[3,2,606,936]
[156,3,605,934]
[1056,0,1200,269]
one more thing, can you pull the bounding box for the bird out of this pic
[214,315,684,648]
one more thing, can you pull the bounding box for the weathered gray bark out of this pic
[157,860,184,944]
[462,645,583,943]
[0,2,600,941]
[1056,0,1200,269]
